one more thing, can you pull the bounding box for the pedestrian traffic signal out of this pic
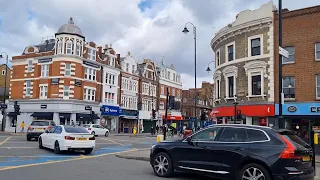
[152,109,156,119]
[14,101,20,115]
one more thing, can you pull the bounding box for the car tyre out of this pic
[105,131,109,137]
[238,163,271,180]
[152,152,174,177]
[27,136,31,141]
[84,148,93,155]
[39,137,44,149]
[54,141,61,154]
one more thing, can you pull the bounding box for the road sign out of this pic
[1,104,7,109]
[279,46,289,58]
[85,106,92,111]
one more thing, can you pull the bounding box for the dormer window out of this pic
[88,48,96,61]
[57,41,62,54]
[66,40,72,55]
[76,42,81,56]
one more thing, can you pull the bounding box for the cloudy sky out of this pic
[0,0,319,89]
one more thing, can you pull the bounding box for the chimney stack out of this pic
[110,44,112,48]
[128,51,131,56]
[104,44,109,50]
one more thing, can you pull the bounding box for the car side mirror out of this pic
[45,130,49,133]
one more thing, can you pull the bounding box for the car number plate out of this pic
[76,138,88,140]
[36,128,43,130]
[302,156,310,161]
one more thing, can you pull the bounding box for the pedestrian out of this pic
[71,120,75,127]
[156,125,159,134]
[20,121,25,132]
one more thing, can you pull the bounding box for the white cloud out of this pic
[0,0,319,88]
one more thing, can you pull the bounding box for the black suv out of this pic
[150,124,315,180]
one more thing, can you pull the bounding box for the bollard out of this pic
[157,135,164,142]
[314,133,318,145]
[133,127,137,135]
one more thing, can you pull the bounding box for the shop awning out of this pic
[30,112,53,119]
[119,115,137,119]
[59,113,71,119]
[76,113,100,120]
[7,112,16,117]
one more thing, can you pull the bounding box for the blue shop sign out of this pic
[275,103,320,116]
[120,109,138,117]
[101,105,120,116]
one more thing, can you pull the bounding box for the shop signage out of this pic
[287,106,297,112]
[75,79,82,87]
[120,109,138,117]
[101,105,120,116]
[85,106,92,111]
[83,60,100,68]
[51,78,59,85]
[40,105,47,109]
[38,58,52,63]
[310,106,320,113]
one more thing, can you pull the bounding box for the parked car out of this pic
[83,124,110,137]
[150,124,315,180]
[27,120,56,141]
[38,125,95,154]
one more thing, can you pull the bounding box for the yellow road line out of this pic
[0,147,37,149]
[0,137,11,146]
[0,148,138,171]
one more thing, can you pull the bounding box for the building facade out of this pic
[7,18,109,131]
[100,44,121,133]
[157,61,182,126]
[0,64,11,100]
[273,6,320,137]
[182,81,214,128]
[210,2,276,126]
[137,59,158,133]
[119,52,139,133]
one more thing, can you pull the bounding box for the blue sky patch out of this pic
[138,0,154,12]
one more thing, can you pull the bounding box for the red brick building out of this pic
[273,6,320,132]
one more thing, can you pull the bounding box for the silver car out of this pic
[27,120,56,141]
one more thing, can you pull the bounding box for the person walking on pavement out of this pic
[20,121,25,132]
[156,125,159,134]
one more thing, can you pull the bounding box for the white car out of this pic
[83,124,110,137]
[38,125,95,154]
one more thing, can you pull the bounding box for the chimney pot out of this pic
[105,44,109,49]
[110,44,112,48]
[128,51,131,56]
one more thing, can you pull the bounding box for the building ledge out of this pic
[224,97,237,103]
[246,94,267,101]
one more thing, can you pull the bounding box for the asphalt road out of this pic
[0,134,319,180]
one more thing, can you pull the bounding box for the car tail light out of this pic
[65,136,75,140]
[88,128,91,130]
[43,128,46,130]
[89,136,95,140]
[28,126,34,131]
[278,134,301,159]
[48,126,52,130]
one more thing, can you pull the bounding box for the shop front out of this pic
[211,104,276,127]
[101,105,120,133]
[139,111,156,133]
[119,109,138,133]
[275,103,320,144]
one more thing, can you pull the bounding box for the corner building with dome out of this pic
[6,17,121,131]
[210,2,279,127]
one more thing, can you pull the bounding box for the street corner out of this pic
[115,148,151,162]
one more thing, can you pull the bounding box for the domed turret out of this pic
[56,17,84,37]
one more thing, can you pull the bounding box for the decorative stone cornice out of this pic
[222,65,238,78]
[243,60,267,76]
[213,70,222,80]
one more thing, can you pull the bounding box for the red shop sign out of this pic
[211,104,275,117]
[259,117,267,126]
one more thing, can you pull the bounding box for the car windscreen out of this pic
[83,125,90,128]
[31,121,50,126]
[64,127,89,133]
[285,134,311,149]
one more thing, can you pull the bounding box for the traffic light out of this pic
[152,109,156,119]
[236,109,243,120]
[14,101,20,115]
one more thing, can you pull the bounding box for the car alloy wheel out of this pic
[242,167,265,180]
[154,154,169,176]
[54,141,60,154]
[105,131,109,137]
[39,138,44,149]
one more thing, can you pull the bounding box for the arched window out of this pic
[57,40,62,54]
[66,40,72,55]
[76,42,81,56]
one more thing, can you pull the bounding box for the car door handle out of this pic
[235,147,244,151]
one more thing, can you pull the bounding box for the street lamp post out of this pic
[182,22,197,129]
[206,61,215,73]
[0,52,8,132]
[278,0,283,120]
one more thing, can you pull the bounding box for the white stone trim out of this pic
[69,90,74,94]
[58,89,64,93]
[31,73,34,77]
[215,48,221,67]
[70,81,75,84]
[222,66,238,99]
[60,71,64,75]
[9,91,11,95]
[59,85,64,88]
[71,67,76,71]
[9,96,11,98]
[225,41,235,62]
[9,87,11,90]
[24,74,27,77]
[248,34,264,57]
[39,83,49,87]
[70,72,75,76]
[215,54,271,70]
[84,86,96,90]
[69,94,74,98]
[59,80,64,83]
[243,60,267,76]
[10,76,102,85]
[60,62,66,65]
[222,65,238,78]
[244,60,267,97]
[267,23,274,102]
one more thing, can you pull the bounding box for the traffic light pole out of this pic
[163,87,169,140]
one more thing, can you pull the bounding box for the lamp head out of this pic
[182,27,189,34]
